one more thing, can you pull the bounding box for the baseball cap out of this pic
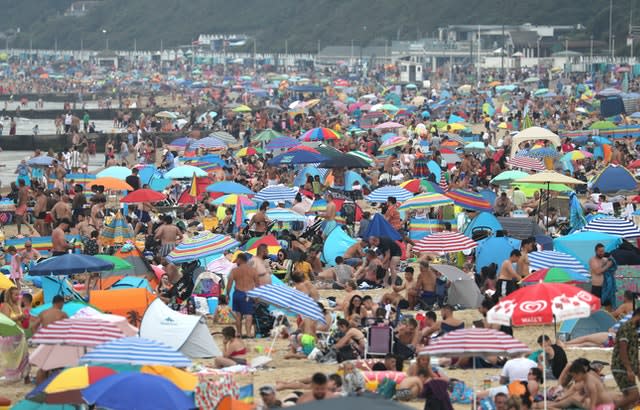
[259,385,276,395]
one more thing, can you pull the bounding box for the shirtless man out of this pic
[589,243,613,305]
[159,257,182,284]
[33,186,49,236]
[154,215,183,257]
[226,253,259,337]
[297,373,334,404]
[395,368,430,401]
[249,202,270,236]
[51,219,72,256]
[14,179,31,236]
[517,238,535,278]
[322,193,337,237]
[496,250,522,300]
[343,239,366,268]
[563,361,614,410]
[51,195,72,225]
[36,295,68,329]
[354,250,383,287]
[291,272,319,300]
[249,244,272,286]
[411,260,437,309]
[74,213,94,240]
[381,266,415,308]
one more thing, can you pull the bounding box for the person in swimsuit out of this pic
[495,250,522,300]
[566,361,615,410]
[249,201,270,237]
[396,368,431,401]
[227,253,259,338]
[334,318,365,359]
[214,326,248,368]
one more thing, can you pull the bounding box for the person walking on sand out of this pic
[226,253,259,338]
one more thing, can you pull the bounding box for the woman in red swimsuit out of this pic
[214,326,248,368]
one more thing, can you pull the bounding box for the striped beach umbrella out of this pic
[79,337,192,367]
[346,150,375,166]
[399,179,443,194]
[507,156,545,171]
[167,232,240,264]
[521,267,589,284]
[190,136,227,150]
[526,147,560,159]
[366,186,413,203]
[32,318,126,347]
[99,212,134,246]
[252,129,284,142]
[247,284,326,323]
[378,136,408,152]
[301,127,341,141]
[420,328,530,357]
[211,194,255,206]
[235,147,262,157]
[398,193,453,211]
[254,185,298,202]
[166,137,195,150]
[445,189,493,212]
[265,136,300,150]
[208,131,237,144]
[413,231,477,253]
[528,250,589,275]
[266,208,307,224]
[583,216,640,239]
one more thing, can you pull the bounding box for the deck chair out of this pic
[316,311,338,350]
[364,325,394,358]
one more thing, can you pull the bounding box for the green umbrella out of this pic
[490,170,529,185]
[252,129,284,142]
[432,120,447,129]
[0,312,23,337]
[94,255,134,271]
[512,182,571,196]
[589,120,617,130]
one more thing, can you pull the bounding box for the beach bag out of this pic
[450,380,473,404]
[376,378,396,399]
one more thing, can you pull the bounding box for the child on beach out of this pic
[213,295,235,325]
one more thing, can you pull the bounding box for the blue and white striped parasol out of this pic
[366,185,414,203]
[79,337,192,367]
[254,185,299,202]
[190,136,227,150]
[266,208,307,223]
[583,216,640,239]
[247,284,326,323]
[209,131,237,144]
[528,250,589,275]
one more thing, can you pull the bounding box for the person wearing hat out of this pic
[257,385,282,409]
[161,148,175,170]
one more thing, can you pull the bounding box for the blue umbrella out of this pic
[205,181,253,195]
[247,284,326,323]
[528,250,589,275]
[96,166,132,180]
[79,337,192,366]
[83,373,194,410]
[164,165,207,179]
[29,254,115,276]
[267,150,327,165]
[265,136,300,150]
[366,186,413,203]
[294,166,323,186]
[592,136,612,145]
[255,185,298,202]
[266,208,307,223]
[27,156,55,167]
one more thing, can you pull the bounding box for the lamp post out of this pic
[102,29,108,50]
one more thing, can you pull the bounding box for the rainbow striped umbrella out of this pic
[300,127,341,141]
[445,189,493,212]
[398,193,453,211]
[98,212,134,246]
[378,136,408,152]
[190,136,227,150]
[212,194,255,206]
[166,232,240,264]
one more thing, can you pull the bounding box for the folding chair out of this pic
[364,325,394,358]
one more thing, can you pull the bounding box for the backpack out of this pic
[376,378,396,399]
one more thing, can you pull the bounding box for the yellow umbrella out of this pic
[0,273,12,290]
[441,123,466,132]
[232,104,252,113]
[515,171,585,185]
[90,177,133,191]
[304,99,321,108]
[140,365,197,391]
[498,122,508,129]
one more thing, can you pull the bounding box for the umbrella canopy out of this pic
[378,136,408,152]
[420,328,530,357]
[507,156,545,171]
[252,129,284,142]
[44,366,116,395]
[99,212,134,246]
[190,136,227,150]
[29,345,86,371]
[374,121,404,130]
[516,171,585,185]
[209,131,237,145]
[528,250,589,274]
[31,317,126,347]
[301,127,341,141]
[244,235,281,256]
[167,137,196,150]
[320,154,371,168]
[490,170,529,185]
[562,150,592,161]
[206,181,253,195]
[79,337,192,367]
[521,267,589,284]
[212,194,255,206]
[164,165,207,179]
[247,284,326,323]
[82,373,194,410]
[140,365,197,391]
[487,283,600,326]
[167,232,240,264]
[90,177,133,191]
[265,136,300,150]
[268,150,327,165]
[254,185,298,202]
[0,312,23,337]
[589,120,617,130]
[366,186,413,203]
[93,255,133,271]
[120,189,166,203]
[30,254,115,276]
[27,156,56,167]
[266,208,307,223]
[445,189,493,212]
[399,179,443,194]
[413,232,477,253]
[397,193,453,211]
[582,216,640,238]
[96,166,132,180]
[526,147,560,159]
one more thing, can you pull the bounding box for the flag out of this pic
[238,384,254,404]
[189,172,197,197]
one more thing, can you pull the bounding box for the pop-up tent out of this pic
[430,264,483,308]
[323,227,358,267]
[558,311,616,341]
[109,277,154,293]
[589,164,638,193]
[475,236,521,272]
[463,212,503,239]
[553,231,622,269]
[362,213,401,241]
[42,276,84,304]
[90,288,155,327]
[140,299,221,358]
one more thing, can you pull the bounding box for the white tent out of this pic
[140,299,221,358]
[431,264,483,308]
[510,126,561,157]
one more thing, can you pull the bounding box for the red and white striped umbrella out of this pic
[507,156,545,171]
[413,231,477,253]
[438,174,449,192]
[419,328,530,357]
[31,317,127,347]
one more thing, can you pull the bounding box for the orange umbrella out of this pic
[90,177,133,191]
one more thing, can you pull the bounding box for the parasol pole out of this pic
[545,181,550,233]
[543,329,548,410]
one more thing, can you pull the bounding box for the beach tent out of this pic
[109,277,154,293]
[140,299,221,358]
[475,236,521,272]
[362,213,401,241]
[558,311,616,341]
[42,276,84,304]
[323,227,358,267]
[588,164,638,193]
[114,246,154,277]
[431,264,483,308]
[463,212,503,238]
[553,231,622,269]
[192,271,222,298]
[90,288,155,327]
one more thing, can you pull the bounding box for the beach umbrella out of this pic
[399,179,443,194]
[490,170,529,185]
[268,150,327,165]
[140,365,197,391]
[583,216,640,238]
[167,232,240,264]
[507,156,545,171]
[346,151,375,166]
[562,150,592,161]
[235,147,262,157]
[206,181,253,195]
[79,337,192,367]
[320,154,371,168]
[42,366,116,396]
[190,136,227,150]
[589,120,617,130]
[252,129,284,142]
[366,186,413,203]
[0,312,23,337]
[413,231,477,253]
[27,156,56,167]
[99,212,134,246]
[30,254,115,276]
[29,345,86,371]
[521,267,589,284]
[121,189,166,203]
[232,104,252,112]
[439,174,449,192]
[82,373,194,410]
[266,208,307,223]
[445,189,493,212]
[374,121,404,130]
[96,166,131,180]
[208,131,237,145]
[93,255,134,272]
[528,250,589,274]
[527,147,560,159]
[464,141,495,153]
[378,136,408,152]
[167,137,196,151]
[397,193,453,211]
[254,185,298,202]
[90,177,133,191]
[31,317,126,347]
[247,284,326,323]
[244,235,281,256]
[164,165,207,179]
[301,127,341,141]
[155,111,178,119]
[265,136,300,150]
[211,194,255,206]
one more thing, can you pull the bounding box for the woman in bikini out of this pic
[0,287,29,382]
[214,326,248,368]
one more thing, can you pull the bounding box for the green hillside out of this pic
[0,0,629,52]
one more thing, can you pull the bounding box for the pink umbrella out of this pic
[31,317,127,347]
[507,156,545,171]
[30,345,86,371]
[413,231,477,253]
[374,121,404,130]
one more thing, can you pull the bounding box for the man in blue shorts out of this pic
[226,253,259,338]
